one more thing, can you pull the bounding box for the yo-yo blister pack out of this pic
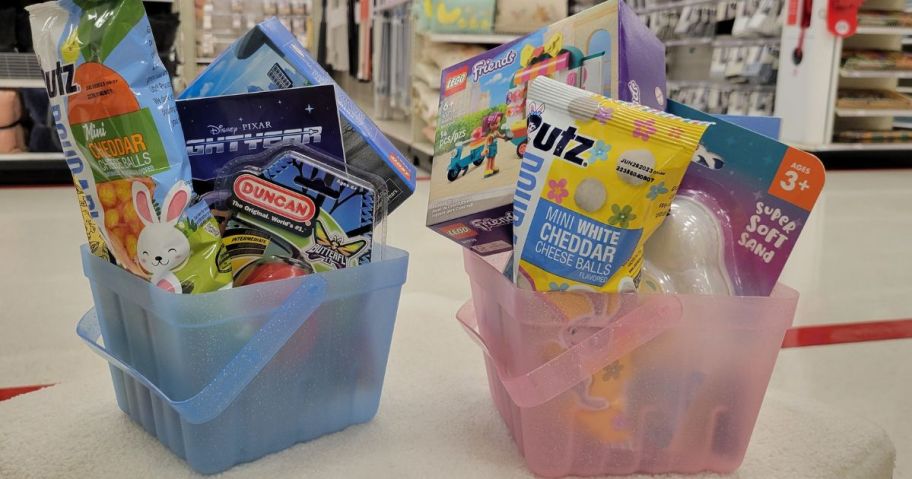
[208,144,388,285]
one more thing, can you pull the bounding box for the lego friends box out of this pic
[426,0,667,255]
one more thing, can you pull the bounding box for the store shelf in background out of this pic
[415,141,435,157]
[898,86,912,93]
[425,32,518,45]
[840,68,912,78]
[896,120,912,129]
[351,96,434,157]
[0,53,42,86]
[375,0,410,11]
[634,0,719,14]
[855,25,912,35]
[665,37,713,47]
[376,115,434,157]
[668,80,776,91]
[836,107,912,117]
[333,69,434,163]
[664,35,780,48]
[712,36,781,47]
[403,135,434,157]
[793,141,912,151]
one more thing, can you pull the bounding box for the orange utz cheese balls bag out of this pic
[29,0,231,293]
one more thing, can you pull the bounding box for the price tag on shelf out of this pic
[767,149,825,211]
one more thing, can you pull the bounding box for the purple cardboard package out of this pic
[426,1,667,255]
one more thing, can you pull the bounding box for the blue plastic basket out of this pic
[76,245,409,474]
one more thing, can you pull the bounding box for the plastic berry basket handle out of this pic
[456,295,683,409]
[76,275,327,425]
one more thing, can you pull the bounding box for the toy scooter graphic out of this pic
[446,142,486,181]
[445,111,506,181]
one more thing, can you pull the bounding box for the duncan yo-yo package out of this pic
[213,146,386,281]
[512,77,709,293]
[28,0,231,293]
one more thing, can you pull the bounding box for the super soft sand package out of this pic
[29,0,230,293]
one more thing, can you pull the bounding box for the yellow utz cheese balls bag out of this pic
[512,77,709,292]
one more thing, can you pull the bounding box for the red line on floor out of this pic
[0,384,54,402]
[417,176,430,181]
[782,318,912,348]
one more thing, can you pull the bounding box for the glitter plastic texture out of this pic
[76,244,408,474]
[458,249,797,477]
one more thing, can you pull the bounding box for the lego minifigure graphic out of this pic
[481,111,506,178]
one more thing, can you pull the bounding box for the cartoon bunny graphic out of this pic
[133,180,192,293]
[527,102,545,133]
[691,143,725,170]
[558,312,612,410]
[548,291,638,443]
[548,288,636,412]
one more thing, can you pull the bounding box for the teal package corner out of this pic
[716,114,781,140]
[181,18,416,213]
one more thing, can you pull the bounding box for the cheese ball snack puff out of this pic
[29,0,231,293]
[513,77,709,292]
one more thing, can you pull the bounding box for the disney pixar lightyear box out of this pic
[426,0,667,255]
[181,19,416,213]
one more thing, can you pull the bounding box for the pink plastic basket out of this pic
[458,250,798,477]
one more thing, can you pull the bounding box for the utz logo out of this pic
[444,66,469,97]
[233,174,316,222]
[441,223,477,240]
[530,121,595,167]
[42,61,79,99]
[44,30,81,99]
[514,121,595,229]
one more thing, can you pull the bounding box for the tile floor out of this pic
[0,169,909,477]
